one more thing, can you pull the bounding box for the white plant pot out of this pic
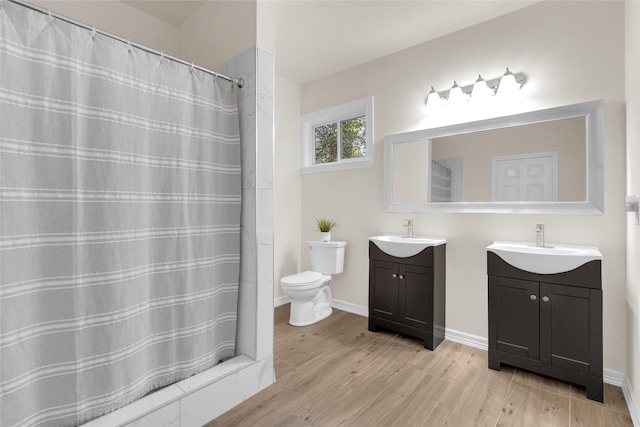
[320,232,331,242]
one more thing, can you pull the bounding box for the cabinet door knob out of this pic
[399,274,405,280]
[530,294,537,300]
[542,296,550,302]
[392,273,398,278]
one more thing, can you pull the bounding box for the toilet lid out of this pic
[281,271,322,286]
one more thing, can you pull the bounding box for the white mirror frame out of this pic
[383,100,604,214]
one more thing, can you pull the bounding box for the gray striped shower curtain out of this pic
[0,1,241,426]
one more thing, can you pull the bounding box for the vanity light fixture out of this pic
[426,68,526,108]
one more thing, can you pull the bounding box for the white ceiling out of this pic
[124,0,540,84]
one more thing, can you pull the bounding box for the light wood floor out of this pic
[208,305,633,427]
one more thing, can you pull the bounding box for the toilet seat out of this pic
[281,271,324,290]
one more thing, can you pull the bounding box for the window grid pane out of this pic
[341,116,366,160]
[314,122,338,164]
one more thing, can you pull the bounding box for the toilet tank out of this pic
[309,240,347,274]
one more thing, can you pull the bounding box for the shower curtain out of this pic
[0,2,241,426]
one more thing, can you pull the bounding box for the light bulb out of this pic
[497,68,520,98]
[471,74,492,101]
[447,81,467,106]
[426,86,443,109]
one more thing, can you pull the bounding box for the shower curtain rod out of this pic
[4,0,245,88]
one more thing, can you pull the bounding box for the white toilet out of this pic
[280,240,346,326]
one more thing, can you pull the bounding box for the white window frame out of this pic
[300,96,374,174]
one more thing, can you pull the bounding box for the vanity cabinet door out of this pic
[398,264,431,331]
[369,260,398,322]
[489,276,540,360]
[539,283,602,375]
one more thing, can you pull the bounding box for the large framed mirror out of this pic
[383,100,604,214]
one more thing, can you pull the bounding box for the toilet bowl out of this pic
[281,271,332,326]
[280,240,346,326]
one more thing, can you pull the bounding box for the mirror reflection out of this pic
[392,117,586,204]
[383,100,604,214]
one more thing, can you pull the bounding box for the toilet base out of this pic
[289,286,332,327]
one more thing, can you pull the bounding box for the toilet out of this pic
[280,240,346,326]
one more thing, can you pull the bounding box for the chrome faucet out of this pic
[536,223,545,247]
[403,219,414,238]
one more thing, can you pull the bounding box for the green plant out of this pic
[316,218,336,232]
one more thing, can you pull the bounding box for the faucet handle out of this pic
[404,219,413,226]
[536,223,544,231]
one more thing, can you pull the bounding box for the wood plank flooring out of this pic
[208,305,633,427]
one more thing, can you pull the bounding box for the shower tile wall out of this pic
[219,46,275,363]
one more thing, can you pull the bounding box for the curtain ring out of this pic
[190,63,195,73]
[127,39,132,53]
[91,26,96,39]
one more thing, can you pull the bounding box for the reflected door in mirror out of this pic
[492,152,558,202]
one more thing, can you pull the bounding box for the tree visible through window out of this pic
[314,123,337,164]
[314,116,366,165]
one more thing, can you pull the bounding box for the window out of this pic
[301,96,373,173]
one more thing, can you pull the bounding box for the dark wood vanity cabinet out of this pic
[368,242,446,350]
[487,251,603,402]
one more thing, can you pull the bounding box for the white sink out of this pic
[487,241,602,274]
[369,234,446,258]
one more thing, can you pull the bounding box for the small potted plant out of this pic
[316,218,336,242]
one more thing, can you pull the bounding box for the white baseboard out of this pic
[274,295,290,307]
[623,375,640,427]
[604,368,625,387]
[330,298,369,317]
[443,328,488,350]
[273,296,638,423]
